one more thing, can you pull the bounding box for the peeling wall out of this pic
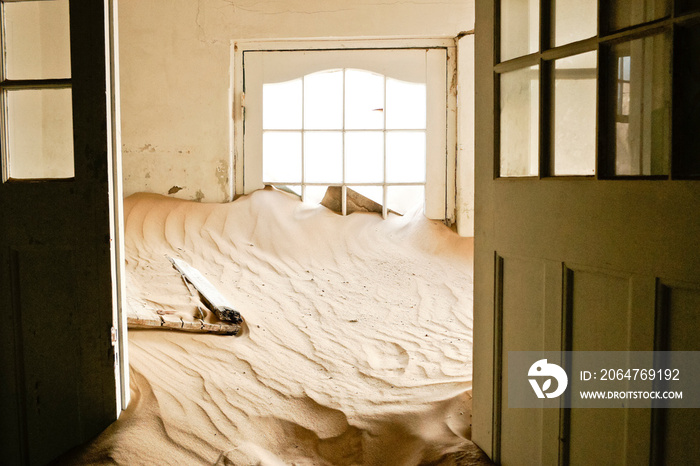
[119,0,475,205]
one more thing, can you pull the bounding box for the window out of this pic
[261,67,427,216]
[495,0,700,179]
[239,44,454,220]
[0,0,74,181]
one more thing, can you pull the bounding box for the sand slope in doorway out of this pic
[65,188,485,465]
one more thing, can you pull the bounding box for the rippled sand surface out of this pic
[67,188,486,465]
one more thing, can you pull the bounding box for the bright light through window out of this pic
[262,69,427,216]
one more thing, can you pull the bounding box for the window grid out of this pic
[0,0,74,182]
[262,68,427,217]
[495,0,700,180]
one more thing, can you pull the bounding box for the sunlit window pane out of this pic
[387,185,424,215]
[263,79,302,130]
[501,0,539,61]
[345,131,384,183]
[353,185,383,206]
[553,51,597,176]
[386,132,426,183]
[607,33,670,176]
[304,70,343,130]
[303,185,330,205]
[500,65,539,177]
[606,0,671,33]
[554,0,597,46]
[6,88,74,179]
[345,69,384,130]
[304,132,343,183]
[386,78,426,130]
[262,131,301,182]
[3,0,71,80]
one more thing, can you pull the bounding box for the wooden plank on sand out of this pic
[167,256,243,324]
[127,313,240,335]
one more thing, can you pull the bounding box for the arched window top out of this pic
[255,49,429,84]
[262,68,426,131]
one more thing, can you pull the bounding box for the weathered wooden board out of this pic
[167,256,243,324]
[127,308,240,335]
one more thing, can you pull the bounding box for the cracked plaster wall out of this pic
[119,0,474,203]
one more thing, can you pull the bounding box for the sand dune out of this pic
[63,188,488,465]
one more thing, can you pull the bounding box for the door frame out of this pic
[231,37,457,223]
[106,0,129,414]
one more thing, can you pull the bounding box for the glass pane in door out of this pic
[2,0,71,80]
[5,88,74,179]
[673,24,700,177]
[552,51,597,175]
[501,0,539,61]
[605,33,671,176]
[553,0,597,46]
[500,65,539,177]
[605,0,671,33]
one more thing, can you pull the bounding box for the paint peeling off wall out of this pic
[119,0,475,203]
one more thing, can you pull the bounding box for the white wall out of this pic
[119,0,475,220]
[457,34,475,236]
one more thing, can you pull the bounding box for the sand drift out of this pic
[64,188,484,465]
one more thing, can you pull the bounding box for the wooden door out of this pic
[0,0,123,464]
[472,1,700,465]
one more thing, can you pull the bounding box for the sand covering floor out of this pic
[66,188,486,465]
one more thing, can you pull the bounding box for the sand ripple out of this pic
[65,189,486,465]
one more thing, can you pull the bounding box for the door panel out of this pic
[0,1,120,464]
[569,268,632,352]
[499,256,546,465]
[663,283,700,352]
[12,248,82,466]
[654,282,700,464]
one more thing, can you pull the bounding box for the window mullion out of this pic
[382,75,388,219]
[300,75,305,202]
[1,78,72,90]
[594,41,601,181]
[341,68,347,216]
[541,0,551,53]
[540,56,550,178]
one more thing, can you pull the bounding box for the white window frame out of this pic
[231,38,457,222]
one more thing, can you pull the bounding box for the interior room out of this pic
[102,1,480,464]
[0,0,698,465]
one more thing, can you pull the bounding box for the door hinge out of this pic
[111,326,118,346]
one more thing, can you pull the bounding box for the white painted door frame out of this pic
[231,37,457,223]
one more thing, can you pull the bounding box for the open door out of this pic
[473,1,700,465]
[0,0,124,464]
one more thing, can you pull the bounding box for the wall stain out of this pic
[168,186,183,195]
[139,144,156,152]
[216,159,229,199]
[194,189,205,202]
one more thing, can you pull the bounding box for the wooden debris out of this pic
[320,186,399,216]
[167,256,243,324]
[125,256,243,335]
[127,311,240,335]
